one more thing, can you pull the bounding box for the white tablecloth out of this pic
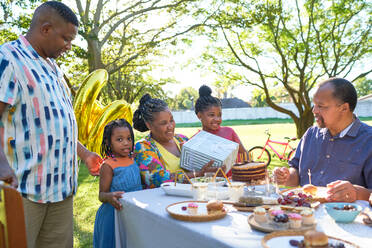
[116,188,372,248]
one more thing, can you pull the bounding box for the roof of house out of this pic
[358,94,372,101]
[221,97,251,108]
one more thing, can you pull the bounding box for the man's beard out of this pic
[315,115,326,128]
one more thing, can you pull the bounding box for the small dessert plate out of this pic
[166,201,227,222]
[247,215,316,233]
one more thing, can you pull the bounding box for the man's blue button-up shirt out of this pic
[289,117,372,188]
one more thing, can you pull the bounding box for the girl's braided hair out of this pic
[194,85,221,114]
[133,93,168,132]
[101,119,134,158]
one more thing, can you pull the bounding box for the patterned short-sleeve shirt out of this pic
[0,36,78,203]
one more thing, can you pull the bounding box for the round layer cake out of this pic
[232,162,266,183]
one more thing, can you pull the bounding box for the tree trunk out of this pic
[294,110,314,138]
[87,39,104,72]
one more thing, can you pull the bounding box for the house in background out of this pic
[221,97,251,108]
[358,94,372,102]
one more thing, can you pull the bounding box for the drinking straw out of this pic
[213,167,231,186]
[174,170,193,186]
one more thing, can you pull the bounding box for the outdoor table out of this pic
[115,188,372,248]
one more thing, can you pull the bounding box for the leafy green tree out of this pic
[101,66,173,104]
[168,87,198,110]
[213,73,239,98]
[72,0,210,103]
[354,78,372,97]
[0,0,41,43]
[200,0,372,137]
[250,88,275,107]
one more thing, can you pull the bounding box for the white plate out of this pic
[161,182,230,200]
[161,182,193,197]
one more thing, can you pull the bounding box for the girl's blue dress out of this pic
[93,158,142,248]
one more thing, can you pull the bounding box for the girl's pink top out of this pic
[208,126,241,144]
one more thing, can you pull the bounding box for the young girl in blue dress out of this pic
[93,119,142,248]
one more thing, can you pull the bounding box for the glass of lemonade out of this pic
[192,182,208,201]
[228,182,245,202]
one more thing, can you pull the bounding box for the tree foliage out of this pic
[354,78,372,97]
[168,87,198,110]
[200,0,372,137]
[73,0,209,103]
[0,0,41,43]
[213,73,240,98]
[250,88,271,107]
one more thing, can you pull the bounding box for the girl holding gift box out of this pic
[194,85,247,176]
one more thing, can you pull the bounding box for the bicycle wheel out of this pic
[287,148,296,161]
[248,146,271,167]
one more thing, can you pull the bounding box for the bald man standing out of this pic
[0,2,102,247]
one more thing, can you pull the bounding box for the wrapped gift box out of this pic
[180,130,239,172]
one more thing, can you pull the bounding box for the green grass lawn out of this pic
[73,119,372,247]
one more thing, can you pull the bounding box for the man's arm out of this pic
[77,141,102,176]
[354,185,372,201]
[274,137,303,187]
[0,102,18,188]
[286,167,300,187]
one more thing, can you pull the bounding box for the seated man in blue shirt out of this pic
[274,78,372,202]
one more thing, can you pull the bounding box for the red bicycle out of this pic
[248,129,297,166]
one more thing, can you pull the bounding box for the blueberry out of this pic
[289,239,299,246]
[335,243,345,248]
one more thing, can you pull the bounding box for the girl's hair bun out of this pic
[199,85,212,97]
[139,93,151,105]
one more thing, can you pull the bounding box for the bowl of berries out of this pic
[324,202,362,223]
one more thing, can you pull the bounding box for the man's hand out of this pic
[273,167,290,185]
[83,151,103,176]
[326,180,357,202]
[0,163,18,188]
[77,142,103,176]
